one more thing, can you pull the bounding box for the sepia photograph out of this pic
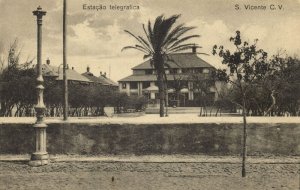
[0,0,299,189]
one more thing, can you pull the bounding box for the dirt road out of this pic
[0,161,299,190]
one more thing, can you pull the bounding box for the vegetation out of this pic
[212,31,269,177]
[189,72,215,116]
[0,41,147,117]
[211,30,300,177]
[258,55,300,116]
[122,14,200,117]
[214,54,300,117]
[0,41,36,116]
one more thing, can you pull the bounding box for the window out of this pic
[195,68,202,73]
[145,70,152,75]
[142,82,150,89]
[130,82,138,89]
[203,68,210,74]
[182,68,192,73]
[122,83,126,89]
[133,70,145,75]
[182,68,188,73]
[169,69,177,74]
[188,82,193,89]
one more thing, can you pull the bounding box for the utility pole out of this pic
[30,6,49,166]
[109,64,111,78]
[63,0,68,120]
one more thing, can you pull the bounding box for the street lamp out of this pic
[63,0,68,120]
[29,6,49,166]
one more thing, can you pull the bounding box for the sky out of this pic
[0,0,299,82]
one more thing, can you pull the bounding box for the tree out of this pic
[227,54,300,116]
[214,85,236,116]
[190,72,215,116]
[122,14,200,117]
[167,71,186,107]
[263,55,300,116]
[212,31,269,177]
[44,79,63,116]
[0,40,36,117]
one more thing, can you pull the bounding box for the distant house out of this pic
[41,59,91,84]
[41,59,118,89]
[119,48,220,106]
[82,66,118,90]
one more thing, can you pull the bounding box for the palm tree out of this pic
[122,14,200,117]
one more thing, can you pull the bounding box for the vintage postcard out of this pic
[0,0,299,189]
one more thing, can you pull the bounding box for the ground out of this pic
[1,115,300,125]
[0,156,299,190]
[0,116,299,189]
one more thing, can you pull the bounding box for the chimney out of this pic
[100,71,102,76]
[87,66,90,72]
[46,58,50,65]
[192,44,197,54]
[104,72,106,77]
[72,67,74,70]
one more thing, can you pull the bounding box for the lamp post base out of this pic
[29,152,49,167]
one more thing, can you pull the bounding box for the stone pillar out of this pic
[188,81,194,100]
[188,90,194,100]
[30,6,49,166]
[138,82,143,96]
[150,92,155,99]
[126,82,130,96]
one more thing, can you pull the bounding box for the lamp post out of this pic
[30,6,49,166]
[63,0,68,120]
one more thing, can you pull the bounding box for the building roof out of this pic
[41,64,91,83]
[119,74,191,82]
[100,76,118,86]
[82,72,118,86]
[41,64,59,77]
[132,53,213,70]
[144,85,159,91]
[82,72,107,85]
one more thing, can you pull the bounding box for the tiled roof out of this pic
[99,75,118,86]
[119,74,191,82]
[82,72,118,86]
[82,72,107,85]
[41,64,59,77]
[42,64,91,83]
[132,53,214,70]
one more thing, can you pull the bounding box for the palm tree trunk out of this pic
[164,72,168,117]
[157,71,165,117]
[165,91,168,117]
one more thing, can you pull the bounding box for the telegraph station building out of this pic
[118,48,219,106]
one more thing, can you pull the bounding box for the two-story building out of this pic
[119,49,218,106]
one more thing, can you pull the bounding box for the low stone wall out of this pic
[0,122,299,155]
